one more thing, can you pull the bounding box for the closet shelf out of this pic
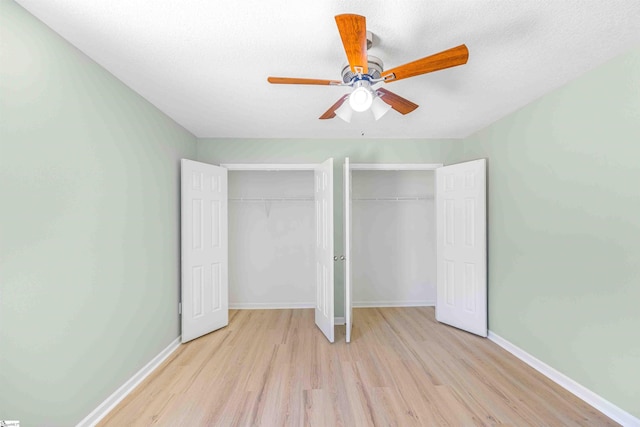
[352,196,433,201]
[229,197,313,202]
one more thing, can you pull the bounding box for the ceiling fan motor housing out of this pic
[341,55,384,84]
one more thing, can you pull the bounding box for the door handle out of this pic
[334,256,338,261]
[340,255,346,261]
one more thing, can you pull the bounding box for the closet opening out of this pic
[351,169,437,307]
[344,161,443,342]
[227,169,316,309]
[182,160,335,343]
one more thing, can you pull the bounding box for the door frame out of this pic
[217,162,335,343]
[345,162,443,342]
[344,158,352,342]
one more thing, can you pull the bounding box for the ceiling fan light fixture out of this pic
[371,96,392,120]
[334,101,353,123]
[268,15,469,122]
[349,80,373,112]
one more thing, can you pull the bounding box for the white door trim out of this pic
[344,157,352,343]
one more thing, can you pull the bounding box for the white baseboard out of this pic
[76,336,181,427]
[230,302,436,310]
[230,302,315,309]
[353,300,435,308]
[334,317,345,325]
[488,331,639,427]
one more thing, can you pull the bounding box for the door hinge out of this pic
[178,302,182,315]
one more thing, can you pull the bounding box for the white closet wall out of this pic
[228,171,315,308]
[352,170,436,306]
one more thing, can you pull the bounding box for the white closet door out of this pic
[181,159,228,343]
[314,158,335,342]
[435,159,487,337]
[344,157,352,343]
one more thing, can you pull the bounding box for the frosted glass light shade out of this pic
[348,80,375,112]
[349,87,373,113]
[349,86,373,112]
[334,101,353,123]
[371,96,392,120]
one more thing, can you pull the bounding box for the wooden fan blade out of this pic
[382,44,469,83]
[268,77,342,85]
[335,14,368,74]
[376,88,419,115]
[319,94,349,120]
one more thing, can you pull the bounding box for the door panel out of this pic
[314,158,334,342]
[435,159,487,337]
[344,157,352,343]
[181,159,228,343]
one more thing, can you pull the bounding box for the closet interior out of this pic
[227,169,316,308]
[226,167,436,309]
[350,169,436,307]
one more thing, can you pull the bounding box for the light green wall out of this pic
[462,47,640,418]
[196,139,464,317]
[0,1,197,425]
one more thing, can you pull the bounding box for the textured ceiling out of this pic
[14,0,640,139]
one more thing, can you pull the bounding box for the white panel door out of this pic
[181,159,228,343]
[314,158,335,343]
[344,157,353,343]
[435,159,487,337]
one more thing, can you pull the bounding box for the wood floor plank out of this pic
[98,307,620,426]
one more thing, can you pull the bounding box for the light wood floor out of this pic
[99,308,618,426]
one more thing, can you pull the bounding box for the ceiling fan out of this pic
[268,14,469,122]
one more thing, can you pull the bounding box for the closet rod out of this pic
[229,197,313,202]
[352,196,433,201]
